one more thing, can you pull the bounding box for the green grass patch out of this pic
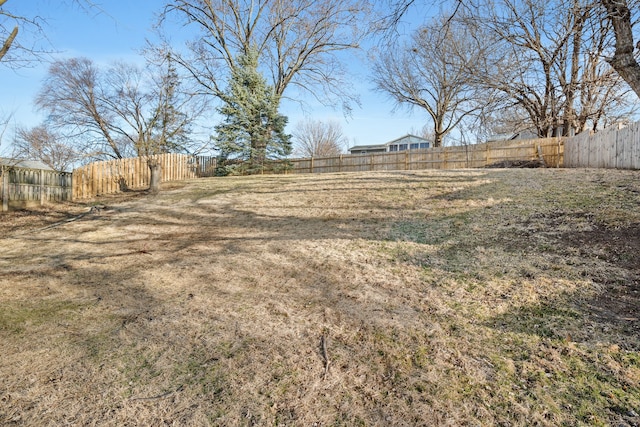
[0,299,87,334]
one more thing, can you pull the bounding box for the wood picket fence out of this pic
[68,139,563,200]
[564,122,640,169]
[1,166,73,212]
[14,122,640,205]
[287,138,564,174]
[71,153,217,199]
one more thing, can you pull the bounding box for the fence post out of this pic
[83,167,88,199]
[1,167,8,212]
[485,143,490,167]
[405,151,409,170]
[40,169,45,206]
[536,145,546,167]
[310,157,314,174]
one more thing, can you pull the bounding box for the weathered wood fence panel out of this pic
[617,124,640,169]
[564,122,640,169]
[1,167,73,211]
[195,156,217,177]
[287,138,563,174]
[72,153,203,199]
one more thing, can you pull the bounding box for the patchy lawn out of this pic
[1,168,639,426]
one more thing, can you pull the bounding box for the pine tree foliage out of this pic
[215,49,291,173]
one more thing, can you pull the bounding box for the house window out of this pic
[420,143,429,149]
[410,143,419,150]
[398,144,408,151]
[389,145,398,152]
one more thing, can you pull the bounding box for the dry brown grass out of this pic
[1,169,639,426]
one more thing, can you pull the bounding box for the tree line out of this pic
[1,0,639,188]
[376,0,640,147]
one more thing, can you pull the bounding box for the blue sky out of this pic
[0,1,431,155]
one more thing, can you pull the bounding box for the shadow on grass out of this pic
[2,169,640,425]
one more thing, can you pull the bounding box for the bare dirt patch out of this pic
[1,169,639,426]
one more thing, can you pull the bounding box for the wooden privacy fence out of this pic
[72,153,217,199]
[287,138,564,174]
[69,139,563,199]
[8,124,637,205]
[564,122,640,169]
[1,166,73,212]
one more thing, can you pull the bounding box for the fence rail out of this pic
[1,166,73,211]
[287,138,564,174]
[564,122,640,169]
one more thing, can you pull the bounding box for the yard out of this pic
[1,168,639,426]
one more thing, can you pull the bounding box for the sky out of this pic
[0,1,432,156]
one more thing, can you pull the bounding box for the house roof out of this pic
[348,143,388,151]
[486,130,539,143]
[385,134,431,145]
[349,134,432,152]
[0,157,54,170]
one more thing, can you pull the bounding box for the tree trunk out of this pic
[601,0,640,98]
[434,119,445,148]
[250,137,267,174]
[148,157,162,193]
[563,2,584,137]
[433,134,443,148]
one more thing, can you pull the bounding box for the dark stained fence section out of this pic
[1,167,73,211]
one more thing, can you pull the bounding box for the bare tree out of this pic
[373,15,490,147]
[36,58,125,159]
[36,56,206,192]
[160,0,373,113]
[472,0,634,136]
[12,125,78,172]
[381,0,640,103]
[473,0,569,136]
[293,119,347,157]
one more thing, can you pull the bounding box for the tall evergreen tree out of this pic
[215,49,291,174]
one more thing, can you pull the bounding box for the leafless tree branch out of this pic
[159,0,373,112]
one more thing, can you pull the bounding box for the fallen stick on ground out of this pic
[321,334,330,380]
[38,206,107,231]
